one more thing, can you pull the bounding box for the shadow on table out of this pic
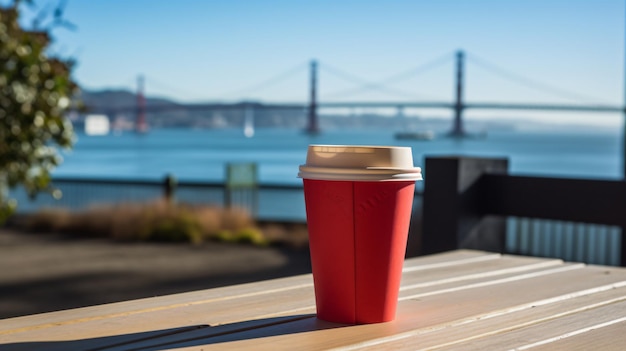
[0,314,350,351]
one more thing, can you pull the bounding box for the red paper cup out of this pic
[299,145,422,324]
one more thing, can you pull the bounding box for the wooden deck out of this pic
[1,250,625,350]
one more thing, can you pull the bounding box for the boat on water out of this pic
[394,130,435,141]
[243,106,255,138]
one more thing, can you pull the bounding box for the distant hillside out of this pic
[78,89,179,112]
[75,89,614,132]
[74,88,306,129]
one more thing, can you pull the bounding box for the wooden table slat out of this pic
[359,280,626,350]
[399,255,565,292]
[433,300,626,350]
[529,320,626,351]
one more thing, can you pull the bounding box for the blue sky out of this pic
[7,0,626,127]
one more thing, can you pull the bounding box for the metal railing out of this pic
[10,176,307,222]
[506,218,622,266]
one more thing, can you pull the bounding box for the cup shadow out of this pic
[0,314,349,351]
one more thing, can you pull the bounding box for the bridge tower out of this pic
[449,51,466,137]
[306,60,320,134]
[136,75,148,133]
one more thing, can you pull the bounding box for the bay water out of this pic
[56,128,623,186]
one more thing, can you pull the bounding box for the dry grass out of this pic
[258,221,310,249]
[15,200,308,248]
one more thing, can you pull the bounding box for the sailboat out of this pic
[243,106,255,138]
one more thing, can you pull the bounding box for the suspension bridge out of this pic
[97,50,623,137]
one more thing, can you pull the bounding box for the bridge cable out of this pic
[376,51,455,85]
[142,75,202,100]
[467,53,612,104]
[319,63,432,100]
[320,52,454,100]
[219,61,309,99]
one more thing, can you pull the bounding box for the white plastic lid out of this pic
[298,145,422,181]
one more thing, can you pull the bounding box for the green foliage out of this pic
[139,209,203,244]
[0,4,76,223]
[233,227,268,246]
[214,228,268,246]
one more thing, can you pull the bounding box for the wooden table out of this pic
[1,250,625,350]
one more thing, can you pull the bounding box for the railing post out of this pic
[422,156,508,255]
[163,174,176,204]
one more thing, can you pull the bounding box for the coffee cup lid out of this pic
[298,145,422,181]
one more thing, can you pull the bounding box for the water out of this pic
[54,128,623,187]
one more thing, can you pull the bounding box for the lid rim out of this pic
[299,165,421,174]
[298,172,423,181]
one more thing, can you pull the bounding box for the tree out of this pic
[0,2,77,223]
